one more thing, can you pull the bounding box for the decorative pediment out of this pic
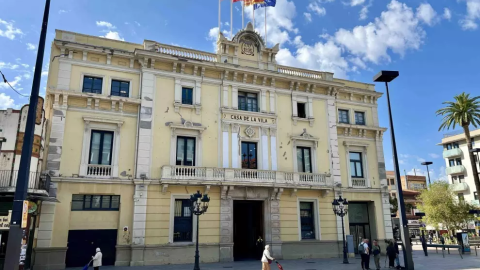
[291,128,319,142]
[232,22,265,52]
[168,121,207,137]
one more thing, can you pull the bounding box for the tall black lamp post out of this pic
[190,191,210,270]
[332,195,349,264]
[374,70,414,270]
[421,161,433,186]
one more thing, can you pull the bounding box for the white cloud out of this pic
[350,0,365,7]
[102,31,124,41]
[460,0,480,30]
[0,62,19,70]
[308,1,327,16]
[58,10,67,14]
[0,75,22,90]
[134,21,141,27]
[26,43,36,50]
[0,93,15,109]
[23,73,31,79]
[224,22,230,26]
[417,157,426,163]
[0,19,23,40]
[359,5,369,20]
[21,64,29,68]
[443,8,452,21]
[96,21,116,29]
[304,12,313,22]
[429,153,440,159]
[206,27,228,52]
[416,3,438,26]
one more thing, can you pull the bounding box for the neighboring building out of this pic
[0,99,50,268]
[35,25,392,269]
[386,170,426,237]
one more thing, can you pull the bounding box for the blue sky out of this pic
[1,0,479,180]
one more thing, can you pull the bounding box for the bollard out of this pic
[442,244,445,258]
[476,245,478,256]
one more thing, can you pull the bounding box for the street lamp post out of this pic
[332,195,349,264]
[421,161,433,186]
[190,191,210,270]
[374,70,415,270]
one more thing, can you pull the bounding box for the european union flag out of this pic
[254,0,276,10]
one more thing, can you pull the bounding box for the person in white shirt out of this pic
[261,245,274,270]
[92,247,102,270]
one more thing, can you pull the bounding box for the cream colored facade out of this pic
[35,25,392,269]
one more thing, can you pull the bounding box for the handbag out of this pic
[264,252,272,264]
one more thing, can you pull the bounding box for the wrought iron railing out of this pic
[0,170,49,191]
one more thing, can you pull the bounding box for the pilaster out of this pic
[130,181,150,266]
[261,127,269,170]
[231,124,240,168]
[137,72,155,178]
[222,123,230,168]
[270,128,277,170]
[219,193,233,262]
[327,99,341,185]
[269,90,276,113]
[37,202,56,248]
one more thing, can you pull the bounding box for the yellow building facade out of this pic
[35,24,392,269]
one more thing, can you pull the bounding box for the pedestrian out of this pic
[261,244,274,270]
[394,240,400,269]
[92,247,102,270]
[372,240,381,270]
[256,236,264,259]
[386,241,396,268]
[359,238,370,270]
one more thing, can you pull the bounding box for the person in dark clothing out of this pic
[394,240,400,269]
[386,242,396,268]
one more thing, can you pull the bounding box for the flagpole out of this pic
[242,1,245,28]
[253,5,255,27]
[265,6,267,45]
[218,0,221,36]
[230,0,233,39]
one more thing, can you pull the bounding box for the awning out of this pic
[28,195,60,203]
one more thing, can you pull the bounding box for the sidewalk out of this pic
[74,244,480,270]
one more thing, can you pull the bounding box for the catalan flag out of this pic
[254,0,276,10]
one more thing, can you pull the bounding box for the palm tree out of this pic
[436,93,480,199]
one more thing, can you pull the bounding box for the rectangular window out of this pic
[297,147,312,173]
[456,158,462,166]
[449,159,455,167]
[82,76,103,94]
[452,176,458,184]
[390,179,395,185]
[338,109,349,124]
[459,175,465,183]
[173,199,193,242]
[176,137,196,166]
[238,92,258,112]
[458,193,464,202]
[111,80,129,97]
[241,142,257,169]
[182,87,193,105]
[453,142,459,149]
[475,192,478,201]
[297,103,307,118]
[349,152,364,178]
[355,111,365,125]
[71,195,120,211]
[300,202,315,240]
[89,130,114,165]
[446,144,452,150]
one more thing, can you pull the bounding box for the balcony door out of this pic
[241,142,257,169]
[176,137,196,166]
[89,130,113,166]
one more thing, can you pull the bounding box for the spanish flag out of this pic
[245,0,265,6]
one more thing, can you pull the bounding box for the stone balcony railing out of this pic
[443,148,463,159]
[450,182,469,192]
[446,165,466,175]
[161,166,332,188]
[352,178,368,188]
[155,43,218,63]
[87,164,112,178]
[277,65,334,81]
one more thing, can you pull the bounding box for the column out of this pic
[231,124,240,168]
[47,94,67,177]
[223,85,229,108]
[174,78,182,103]
[269,90,276,113]
[260,90,267,113]
[112,123,122,177]
[292,95,298,117]
[269,198,282,259]
[137,72,155,178]
[36,202,56,248]
[131,181,149,266]
[270,128,277,170]
[262,127,269,170]
[222,123,230,168]
[307,96,314,118]
[376,131,394,239]
[327,99,341,185]
[231,86,238,109]
[219,189,233,262]
[195,80,202,105]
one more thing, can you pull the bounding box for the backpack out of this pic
[358,243,365,254]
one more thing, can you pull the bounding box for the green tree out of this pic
[417,182,475,234]
[389,196,398,215]
[436,93,480,197]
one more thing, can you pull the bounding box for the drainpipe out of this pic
[133,61,142,180]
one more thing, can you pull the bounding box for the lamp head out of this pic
[373,70,399,83]
[421,161,433,166]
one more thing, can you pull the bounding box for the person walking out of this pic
[92,247,102,270]
[386,241,396,268]
[359,239,370,270]
[261,245,274,270]
[394,240,400,269]
[372,240,381,270]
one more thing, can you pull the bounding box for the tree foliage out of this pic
[417,181,476,233]
[389,196,398,214]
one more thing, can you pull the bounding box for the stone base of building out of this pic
[282,240,342,259]
[32,247,68,270]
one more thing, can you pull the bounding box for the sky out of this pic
[1,0,480,181]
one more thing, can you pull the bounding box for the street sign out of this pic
[21,201,28,228]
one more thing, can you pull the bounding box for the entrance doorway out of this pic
[350,224,371,253]
[348,202,371,253]
[65,229,117,267]
[233,200,264,261]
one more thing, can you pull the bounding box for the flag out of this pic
[245,0,264,6]
[254,0,275,9]
[232,0,244,2]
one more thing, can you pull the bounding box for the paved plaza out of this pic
[71,244,480,270]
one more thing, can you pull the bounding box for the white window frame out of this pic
[292,95,314,127]
[79,117,124,178]
[291,130,319,173]
[297,198,320,241]
[169,194,198,244]
[169,122,206,166]
[343,141,370,188]
[109,77,133,98]
[174,78,202,115]
[80,73,106,95]
[238,135,263,170]
[236,89,263,112]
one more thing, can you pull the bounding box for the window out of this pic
[390,179,395,185]
[71,195,120,211]
[297,147,312,173]
[300,202,315,240]
[176,137,196,166]
[458,193,464,202]
[459,175,465,183]
[475,192,478,201]
[446,144,452,150]
[241,142,257,169]
[349,152,364,178]
[182,87,193,105]
[238,92,258,112]
[338,110,349,124]
[82,76,103,94]
[449,159,455,167]
[452,176,458,183]
[111,80,129,97]
[456,158,462,165]
[453,142,459,148]
[89,130,114,165]
[173,199,193,242]
[297,103,307,118]
[355,111,365,125]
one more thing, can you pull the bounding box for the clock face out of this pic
[28,201,38,214]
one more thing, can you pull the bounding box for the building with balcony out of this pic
[439,129,480,205]
[34,26,392,269]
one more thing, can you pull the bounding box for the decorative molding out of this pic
[162,184,169,194]
[204,185,211,195]
[290,188,298,197]
[222,122,230,132]
[291,128,319,143]
[232,124,240,133]
[244,126,255,138]
[261,127,269,136]
[83,116,124,126]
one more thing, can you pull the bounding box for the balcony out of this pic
[352,178,368,188]
[161,166,332,188]
[446,165,466,175]
[0,170,50,195]
[443,148,463,159]
[87,164,112,178]
[450,182,469,192]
